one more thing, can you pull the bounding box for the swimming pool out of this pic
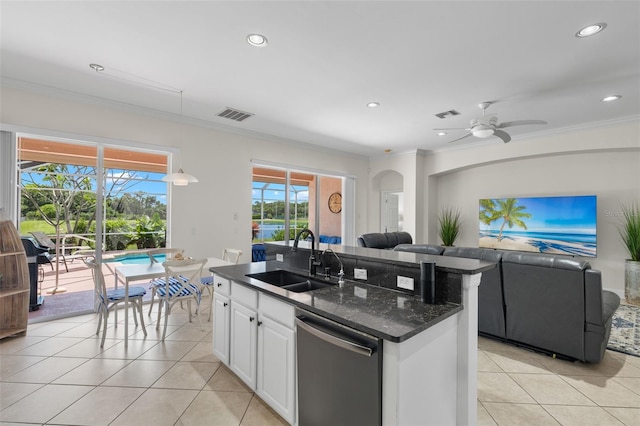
[103,252,166,264]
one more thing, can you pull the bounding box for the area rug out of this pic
[607,303,640,357]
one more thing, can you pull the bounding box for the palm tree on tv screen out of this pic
[481,198,532,241]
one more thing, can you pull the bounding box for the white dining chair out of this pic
[156,258,207,341]
[84,258,147,347]
[146,248,184,316]
[200,248,243,321]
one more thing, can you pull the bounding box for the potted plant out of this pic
[438,208,462,247]
[620,202,640,305]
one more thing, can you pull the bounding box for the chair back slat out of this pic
[222,248,243,264]
[161,258,207,301]
[84,258,108,307]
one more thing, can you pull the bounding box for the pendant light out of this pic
[162,90,198,186]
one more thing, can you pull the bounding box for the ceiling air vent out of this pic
[434,109,461,119]
[217,107,254,122]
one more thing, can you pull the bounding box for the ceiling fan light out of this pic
[472,128,494,138]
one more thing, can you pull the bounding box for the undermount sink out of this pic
[246,270,333,293]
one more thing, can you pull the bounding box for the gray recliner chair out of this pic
[501,252,619,362]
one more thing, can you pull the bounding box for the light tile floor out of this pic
[2,302,640,425]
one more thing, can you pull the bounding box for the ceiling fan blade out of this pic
[433,127,470,131]
[498,120,547,129]
[447,133,473,143]
[493,129,511,143]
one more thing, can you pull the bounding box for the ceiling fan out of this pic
[435,102,547,144]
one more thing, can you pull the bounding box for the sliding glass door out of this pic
[16,135,169,316]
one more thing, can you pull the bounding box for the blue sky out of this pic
[252,182,309,202]
[479,195,597,234]
[21,167,168,204]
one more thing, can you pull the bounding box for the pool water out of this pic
[104,253,166,264]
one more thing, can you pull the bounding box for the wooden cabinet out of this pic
[0,217,30,339]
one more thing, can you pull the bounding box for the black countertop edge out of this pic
[264,241,496,275]
[210,262,464,343]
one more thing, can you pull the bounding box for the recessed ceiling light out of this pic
[575,23,607,38]
[367,102,380,108]
[437,132,447,136]
[89,63,104,72]
[601,95,621,102]
[247,34,268,47]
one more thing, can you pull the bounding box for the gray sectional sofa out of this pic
[392,243,620,363]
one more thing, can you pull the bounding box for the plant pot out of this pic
[625,259,640,305]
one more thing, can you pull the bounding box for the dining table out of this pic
[113,257,232,347]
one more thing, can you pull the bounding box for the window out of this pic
[252,165,343,244]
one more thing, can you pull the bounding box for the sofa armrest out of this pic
[584,269,604,325]
[584,269,620,325]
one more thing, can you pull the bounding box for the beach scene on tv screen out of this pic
[478,196,597,257]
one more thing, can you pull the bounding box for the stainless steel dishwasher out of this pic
[295,308,382,426]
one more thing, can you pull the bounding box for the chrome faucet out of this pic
[322,249,345,288]
[292,228,321,276]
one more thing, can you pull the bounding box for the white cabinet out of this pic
[212,274,231,364]
[212,278,296,424]
[257,306,296,424]
[212,293,230,364]
[230,300,258,390]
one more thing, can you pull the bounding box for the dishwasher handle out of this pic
[296,317,373,357]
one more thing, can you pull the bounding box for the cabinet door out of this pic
[257,315,296,424]
[230,301,258,390]
[212,293,230,365]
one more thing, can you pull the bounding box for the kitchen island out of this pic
[211,242,495,425]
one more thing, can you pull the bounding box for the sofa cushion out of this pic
[356,232,412,249]
[357,233,391,248]
[394,244,445,255]
[502,251,590,271]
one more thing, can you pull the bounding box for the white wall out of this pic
[0,85,370,260]
[425,121,640,295]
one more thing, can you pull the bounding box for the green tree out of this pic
[481,198,532,241]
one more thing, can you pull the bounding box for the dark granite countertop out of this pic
[210,261,464,343]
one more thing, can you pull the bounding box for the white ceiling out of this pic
[1,1,639,156]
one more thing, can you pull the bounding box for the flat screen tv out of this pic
[478,195,597,257]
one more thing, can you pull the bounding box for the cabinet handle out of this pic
[217,282,222,287]
[223,302,228,307]
[257,321,263,326]
[249,317,255,322]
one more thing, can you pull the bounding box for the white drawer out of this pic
[232,282,258,309]
[259,293,295,329]
[212,274,230,296]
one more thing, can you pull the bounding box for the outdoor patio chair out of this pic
[156,258,207,341]
[200,248,243,321]
[31,231,98,272]
[84,258,147,347]
[146,248,185,316]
